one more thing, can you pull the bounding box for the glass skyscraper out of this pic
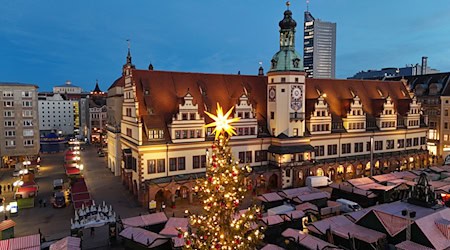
[303,11,336,78]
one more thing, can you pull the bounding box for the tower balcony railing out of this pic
[290,112,305,121]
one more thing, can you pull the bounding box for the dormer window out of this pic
[149,129,164,139]
[182,113,188,120]
[190,113,196,120]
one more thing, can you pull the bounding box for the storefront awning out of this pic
[268,145,314,155]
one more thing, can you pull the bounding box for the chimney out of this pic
[258,66,264,76]
[421,56,428,75]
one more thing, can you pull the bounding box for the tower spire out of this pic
[306,0,309,12]
[126,39,132,65]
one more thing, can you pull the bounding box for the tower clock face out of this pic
[291,85,303,111]
[269,86,276,102]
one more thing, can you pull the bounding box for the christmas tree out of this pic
[181,103,264,249]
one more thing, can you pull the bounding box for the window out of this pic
[148,160,156,174]
[193,155,207,169]
[22,110,32,117]
[406,138,412,147]
[285,169,291,177]
[239,151,252,163]
[24,139,34,146]
[446,122,449,129]
[4,121,15,127]
[23,120,33,127]
[293,128,298,136]
[398,139,405,148]
[375,141,383,151]
[327,145,337,155]
[157,159,165,173]
[22,101,32,107]
[255,150,268,162]
[182,113,188,120]
[22,91,32,97]
[342,143,351,154]
[420,137,426,145]
[169,158,177,171]
[446,109,448,116]
[177,157,185,170]
[270,112,275,120]
[5,130,15,137]
[281,77,286,82]
[413,137,419,146]
[190,113,196,120]
[4,111,14,117]
[126,128,132,137]
[444,135,448,141]
[5,140,15,147]
[386,140,394,149]
[149,129,164,139]
[23,130,34,137]
[3,101,14,107]
[315,146,325,156]
[3,91,13,97]
[354,142,364,153]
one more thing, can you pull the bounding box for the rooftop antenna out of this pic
[286,1,290,10]
[306,0,310,12]
[126,39,131,50]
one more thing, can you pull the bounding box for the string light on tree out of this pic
[180,103,264,249]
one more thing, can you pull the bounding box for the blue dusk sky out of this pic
[1,0,450,91]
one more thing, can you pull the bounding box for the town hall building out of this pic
[106,5,428,208]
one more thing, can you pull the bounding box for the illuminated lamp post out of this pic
[0,204,11,220]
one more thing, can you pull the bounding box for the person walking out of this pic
[38,199,42,208]
[43,199,47,207]
[90,227,95,237]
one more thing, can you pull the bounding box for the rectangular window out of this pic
[157,159,165,173]
[446,109,448,116]
[177,157,185,170]
[342,143,351,154]
[406,138,412,147]
[23,130,34,137]
[126,128,132,137]
[190,113,196,120]
[420,137,426,145]
[4,130,15,137]
[445,122,449,129]
[201,155,206,168]
[315,146,325,156]
[182,113,188,120]
[3,101,14,107]
[327,144,337,155]
[22,101,32,107]
[375,141,383,151]
[193,156,200,169]
[2,91,13,97]
[444,135,448,141]
[255,150,268,162]
[5,140,16,147]
[354,142,364,153]
[4,121,15,127]
[22,91,32,97]
[386,140,394,149]
[24,139,34,146]
[397,139,405,148]
[3,111,14,117]
[270,112,275,120]
[293,128,298,136]
[169,158,177,171]
[22,110,33,117]
[413,137,419,146]
[147,160,156,174]
[239,151,252,163]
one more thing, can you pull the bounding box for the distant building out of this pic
[0,82,40,168]
[349,56,440,79]
[303,10,336,78]
[38,93,75,136]
[53,80,82,94]
[88,81,107,144]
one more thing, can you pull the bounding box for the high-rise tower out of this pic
[303,10,336,78]
[268,2,306,138]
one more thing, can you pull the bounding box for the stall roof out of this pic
[295,202,318,213]
[120,227,168,248]
[356,183,396,191]
[71,181,88,194]
[0,234,41,250]
[282,228,340,250]
[280,210,305,221]
[72,193,91,202]
[49,236,81,250]
[267,205,294,216]
[278,187,320,199]
[371,173,398,182]
[260,244,285,250]
[257,192,284,203]
[307,215,353,236]
[0,220,16,231]
[159,217,188,237]
[293,192,329,203]
[122,212,168,228]
[66,167,80,175]
[332,223,386,244]
[347,177,375,187]
[260,215,284,226]
[395,240,434,250]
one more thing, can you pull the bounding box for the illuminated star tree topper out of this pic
[204,103,240,139]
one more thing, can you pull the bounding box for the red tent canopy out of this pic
[71,181,88,194]
[17,186,38,193]
[72,193,91,202]
[66,167,80,176]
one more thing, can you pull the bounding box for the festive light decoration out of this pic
[204,103,240,140]
[180,104,264,249]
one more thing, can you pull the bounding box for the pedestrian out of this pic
[43,199,47,207]
[90,227,95,237]
[38,199,42,208]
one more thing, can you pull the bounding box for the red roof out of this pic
[66,167,80,175]
[22,180,37,187]
[17,186,38,193]
[72,193,91,202]
[0,220,16,231]
[71,181,88,194]
[0,234,41,249]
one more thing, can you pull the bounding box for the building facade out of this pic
[53,81,82,94]
[303,10,336,79]
[88,82,107,144]
[107,5,427,209]
[0,83,40,168]
[38,93,76,136]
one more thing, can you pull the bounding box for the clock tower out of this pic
[267,2,306,137]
